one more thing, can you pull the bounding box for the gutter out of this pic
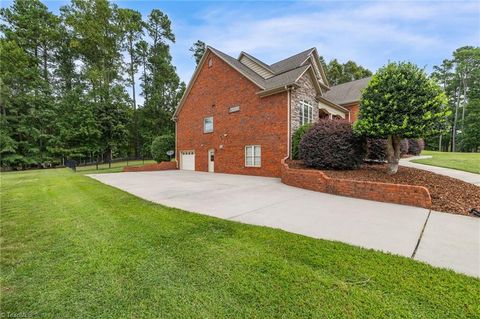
[284,85,293,161]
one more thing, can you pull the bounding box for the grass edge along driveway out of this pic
[1,169,479,318]
[412,150,480,174]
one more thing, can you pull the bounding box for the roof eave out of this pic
[318,96,350,113]
[257,83,299,97]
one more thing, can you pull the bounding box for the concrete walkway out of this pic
[400,156,480,185]
[89,170,480,277]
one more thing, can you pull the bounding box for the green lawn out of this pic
[1,169,478,318]
[412,150,480,174]
[75,159,155,174]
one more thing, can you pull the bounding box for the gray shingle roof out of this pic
[269,48,315,74]
[209,46,315,92]
[208,46,266,88]
[264,65,310,90]
[323,77,372,105]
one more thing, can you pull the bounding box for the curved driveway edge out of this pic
[88,170,479,277]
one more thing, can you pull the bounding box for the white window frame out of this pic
[203,116,213,133]
[245,145,261,167]
[300,100,313,125]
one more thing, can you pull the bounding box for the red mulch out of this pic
[287,160,480,216]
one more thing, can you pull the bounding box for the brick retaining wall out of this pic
[123,161,177,172]
[281,160,431,209]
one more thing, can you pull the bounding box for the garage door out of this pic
[180,151,195,170]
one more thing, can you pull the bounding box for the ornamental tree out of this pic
[354,62,450,174]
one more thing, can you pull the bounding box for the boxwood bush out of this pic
[299,120,365,170]
[151,134,175,163]
[365,138,387,162]
[292,123,312,160]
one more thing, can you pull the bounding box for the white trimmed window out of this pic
[204,116,213,133]
[300,100,313,125]
[245,145,261,167]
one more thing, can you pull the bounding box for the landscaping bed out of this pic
[288,160,479,216]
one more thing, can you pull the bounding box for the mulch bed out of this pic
[287,160,480,216]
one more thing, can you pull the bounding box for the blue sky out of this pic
[2,0,479,105]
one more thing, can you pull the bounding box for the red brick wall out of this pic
[343,102,360,122]
[176,52,288,177]
[123,161,177,172]
[281,160,432,209]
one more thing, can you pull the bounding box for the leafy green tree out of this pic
[460,100,480,151]
[354,62,450,174]
[1,0,60,167]
[429,47,480,152]
[62,0,130,163]
[150,134,175,162]
[323,58,372,86]
[190,40,206,65]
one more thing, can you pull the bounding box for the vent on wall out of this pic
[229,105,240,113]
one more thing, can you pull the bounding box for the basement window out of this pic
[204,116,213,133]
[245,145,261,167]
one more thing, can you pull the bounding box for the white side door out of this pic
[208,149,215,172]
[180,151,195,170]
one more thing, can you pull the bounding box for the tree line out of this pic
[1,0,185,168]
[429,46,480,152]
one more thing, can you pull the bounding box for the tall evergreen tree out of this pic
[137,9,184,156]
[190,40,206,65]
[1,0,60,167]
[118,8,144,157]
[61,0,130,162]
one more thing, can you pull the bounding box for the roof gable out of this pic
[239,53,275,79]
[173,47,266,119]
[173,46,349,120]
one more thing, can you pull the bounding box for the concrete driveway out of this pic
[89,170,479,277]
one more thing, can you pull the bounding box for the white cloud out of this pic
[174,0,479,83]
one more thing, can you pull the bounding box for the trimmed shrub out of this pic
[151,134,175,163]
[408,138,425,155]
[365,138,387,162]
[400,139,409,155]
[292,123,313,160]
[299,120,365,170]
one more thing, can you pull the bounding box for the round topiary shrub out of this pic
[365,138,387,162]
[151,134,175,163]
[299,119,365,170]
[292,123,313,160]
[408,138,425,155]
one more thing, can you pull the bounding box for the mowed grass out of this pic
[1,170,479,318]
[412,150,480,174]
[75,159,155,174]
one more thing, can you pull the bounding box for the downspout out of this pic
[174,119,178,168]
[284,85,292,161]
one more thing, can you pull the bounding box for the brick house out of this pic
[173,46,370,177]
